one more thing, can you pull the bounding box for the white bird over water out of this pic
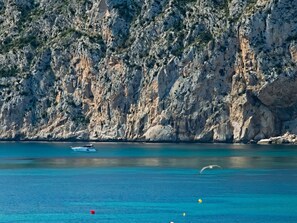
[200,165,222,174]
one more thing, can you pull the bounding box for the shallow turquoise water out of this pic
[0,142,297,222]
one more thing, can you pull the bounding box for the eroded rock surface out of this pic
[0,0,297,142]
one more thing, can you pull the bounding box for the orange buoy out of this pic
[90,210,95,214]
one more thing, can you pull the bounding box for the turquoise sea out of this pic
[0,142,297,223]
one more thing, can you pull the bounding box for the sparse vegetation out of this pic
[0,66,19,78]
[72,114,90,125]
[216,0,230,16]
[198,31,214,43]
[0,35,40,53]
[175,0,197,5]
[286,35,297,42]
[246,0,257,11]
[59,28,104,45]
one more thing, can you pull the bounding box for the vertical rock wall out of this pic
[0,0,296,142]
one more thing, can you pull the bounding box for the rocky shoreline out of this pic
[2,133,297,145]
[257,133,297,145]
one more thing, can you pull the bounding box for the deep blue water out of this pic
[0,142,297,222]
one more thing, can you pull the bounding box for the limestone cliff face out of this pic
[0,0,296,142]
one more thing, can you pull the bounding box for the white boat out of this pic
[71,144,96,152]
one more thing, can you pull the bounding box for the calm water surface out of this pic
[0,142,297,222]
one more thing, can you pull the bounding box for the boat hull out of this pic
[71,147,96,152]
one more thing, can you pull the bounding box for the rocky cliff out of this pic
[0,0,296,142]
